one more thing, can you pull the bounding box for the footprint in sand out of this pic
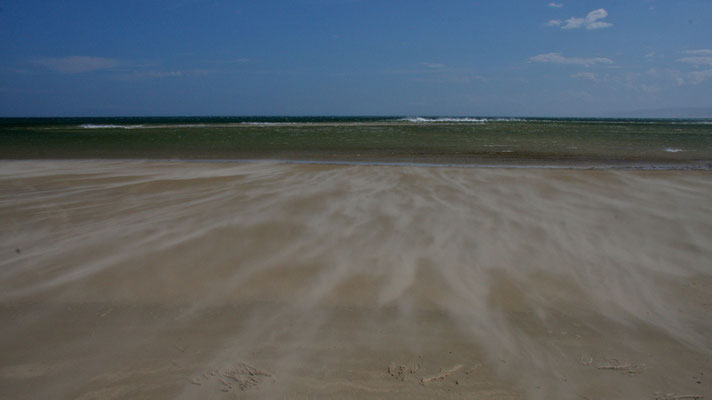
[190,362,273,393]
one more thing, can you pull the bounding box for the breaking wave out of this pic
[80,124,145,129]
[400,117,487,123]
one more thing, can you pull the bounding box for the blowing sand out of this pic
[1,160,711,399]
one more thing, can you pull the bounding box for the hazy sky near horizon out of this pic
[1,0,711,117]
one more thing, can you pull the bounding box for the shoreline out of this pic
[2,157,712,170]
[3,118,710,168]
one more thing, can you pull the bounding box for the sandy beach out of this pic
[1,160,711,399]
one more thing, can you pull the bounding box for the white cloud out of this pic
[558,8,613,30]
[678,56,712,67]
[564,65,710,92]
[35,56,119,73]
[548,2,564,8]
[546,20,563,27]
[645,68,685,86]
[676,49,712,69]
[571,72,600,81]
[637,84,661,94]
[530,52,614,66]
[684,49,712,56]
[688,69,712,84]
[584,9,613,29]
[640,68,711,87]
[561,17,585,29]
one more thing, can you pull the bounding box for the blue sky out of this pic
[1,0,711,117]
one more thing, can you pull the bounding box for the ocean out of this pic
[1,117,711,399]
[1,116,711,167]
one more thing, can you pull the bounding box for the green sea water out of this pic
[1,117,711,168]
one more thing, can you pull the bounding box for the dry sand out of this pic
[1,160,711,399]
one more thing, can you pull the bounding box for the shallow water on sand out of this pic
[1,161,711,399]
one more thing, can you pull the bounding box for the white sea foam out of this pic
[665,148,684,153]
[491,117,524,122]
[79,123,221,129]
[241,122,297,126]
[80,124,145,129]
[401,117,487,123]
[401,117,526,123]
[671,121,712,125]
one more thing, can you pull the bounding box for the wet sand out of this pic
[1,161,711,399]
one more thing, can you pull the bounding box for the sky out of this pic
[0,0,711,117]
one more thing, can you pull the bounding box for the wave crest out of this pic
[400,117,488,123]
[80,124,145,129]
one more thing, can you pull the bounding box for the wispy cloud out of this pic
[678,49,712,67]
[571,72,600,82]
[649,67,712,86]
[34,56,119,73]
[117,69,217,81]
[687,69,712,84]
[573,67,712,90]
[684,49,712,56]
[678,56,712,67]
[421,62,446,69]
[548,2,564,8]
[550,8,612,30]
[647,68,685,86]
[28,55,236,80]
[530,52,613,66]
[130,70,184,79]
[570,69,666,93]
